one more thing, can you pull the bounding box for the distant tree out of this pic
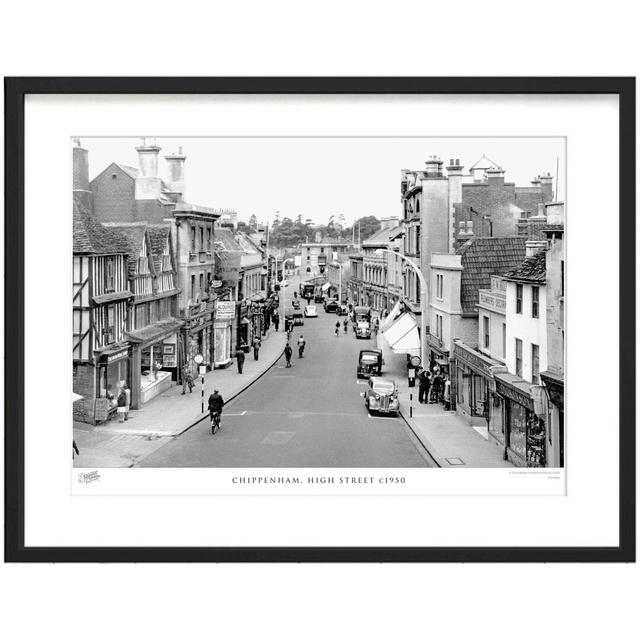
[355,215,381,242]
[248,213,258,231]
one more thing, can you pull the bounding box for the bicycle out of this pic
[210,410,221,435]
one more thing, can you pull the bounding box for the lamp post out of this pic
[281,258,294,326]
[336,261,343,304]
[374,248,428,368]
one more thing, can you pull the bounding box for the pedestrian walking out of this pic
[252,335,261,361]
[235,348,245,374]
[182,365,194,394]
[297,335,306,358]
[122,380,131,420]
[334,321,340,337]
[343,318,348,333]
[73,440,80,459]
[443,374,451,410]
[284,342,293,367]
[431,371,442,404]
[273,313,280,332]
[116,384,127,423]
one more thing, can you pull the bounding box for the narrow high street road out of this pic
[139,291,433,467]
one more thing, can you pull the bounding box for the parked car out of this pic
[355,321,371,339]
[357,348,383,378]
[286,310,305,326]
[304,305,318,318]
[360,377,400,415]
[324,300,339,313]
[337,304,349,316]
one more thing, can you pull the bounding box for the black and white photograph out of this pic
[72,136,566,472]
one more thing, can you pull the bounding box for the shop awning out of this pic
[125,318,184,345]
[321,282,331,291]
[380,300,401,331]
[381,313,420,356]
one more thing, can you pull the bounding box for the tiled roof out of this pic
[73,194,129,255]
[502,250,546,284]
[362,226,401,246]
[115,163,139,179]
[214,227,243,252]
[457,236,528,314]
[102,222,148,275]
[147,224,172,271]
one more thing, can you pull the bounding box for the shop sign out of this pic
[101,348,128,364]
[216,300,236,320]
[495,379,534,411]
[453,343,493,376]
[211,280,223,289]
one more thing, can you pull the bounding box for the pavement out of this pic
[73,326,287,468]
[138,306,433,468]
[376,334,513,468]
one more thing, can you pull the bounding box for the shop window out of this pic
[515,338,523,377]
[531,344,540,383]
[531,286,539,318]
[483,316,490,349]
[509,402,527,459]
[516,284,523,313]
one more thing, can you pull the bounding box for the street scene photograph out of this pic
[72,136,566,469]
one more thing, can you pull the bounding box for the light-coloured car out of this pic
[304,305,318,318]
[355,321,371,339]
[361,377,400,415]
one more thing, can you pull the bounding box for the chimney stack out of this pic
[164,146,187,202]
[446,159,465,252]
[525,240,548,257]
[72,138,92,210]
[135,137,162,200]
[486,166,506,185]
[424,155,444,178]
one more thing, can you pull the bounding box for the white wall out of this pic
[505,281,547,382]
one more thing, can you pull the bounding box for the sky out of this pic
[80,136,565,226]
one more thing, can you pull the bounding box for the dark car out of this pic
[360,377,400,415]
[292,299,301,310]
[336,304,349,316]
[324,300,339,313]
[357,348,383,378]
[314,293,324,303]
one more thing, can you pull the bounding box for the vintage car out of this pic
[356,348,383,378]
[355,321,371,339]
[304,305,318,317]
[292,299,301,310]
[336,304,349,316]
[324,300,339,313]
[361,377,400,415]
[286,309,304,327]
[314,293,324,303]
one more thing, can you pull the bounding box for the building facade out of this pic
[301,241,352,276]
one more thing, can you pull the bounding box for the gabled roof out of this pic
[102,222,148,275]
[469,154,501,171]
[502,250,546,284]
[73,193,129,255]
[115,163,139,179]
[456,236,528,313]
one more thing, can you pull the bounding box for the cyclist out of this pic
[208,388,224,433]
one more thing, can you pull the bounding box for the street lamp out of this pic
[374,248,428,368]
[336,261,343,304]
[281,257,295,326]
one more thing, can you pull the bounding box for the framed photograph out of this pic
[4,77,635,562]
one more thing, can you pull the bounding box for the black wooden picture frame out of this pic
[4,77,636,562]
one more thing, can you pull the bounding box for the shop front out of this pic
[97,343,130,400]
[213,299,236,368]
[453,340,504,421]
[426,333,450,374]
[494,372,547,468]
[126,318,184,408]
[182,301,215,375]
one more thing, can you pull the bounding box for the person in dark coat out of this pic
[418,368,430,404]
[273,313,280,332]
[431,372,442,403]
[284,342,293,367]
[208,389,224,428]
[236,348,245,374]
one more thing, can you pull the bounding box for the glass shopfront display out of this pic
[509,402,527,460]
[489,393,505,443]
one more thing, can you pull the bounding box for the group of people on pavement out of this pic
[105,380,131,423]
[417,365,451,410]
